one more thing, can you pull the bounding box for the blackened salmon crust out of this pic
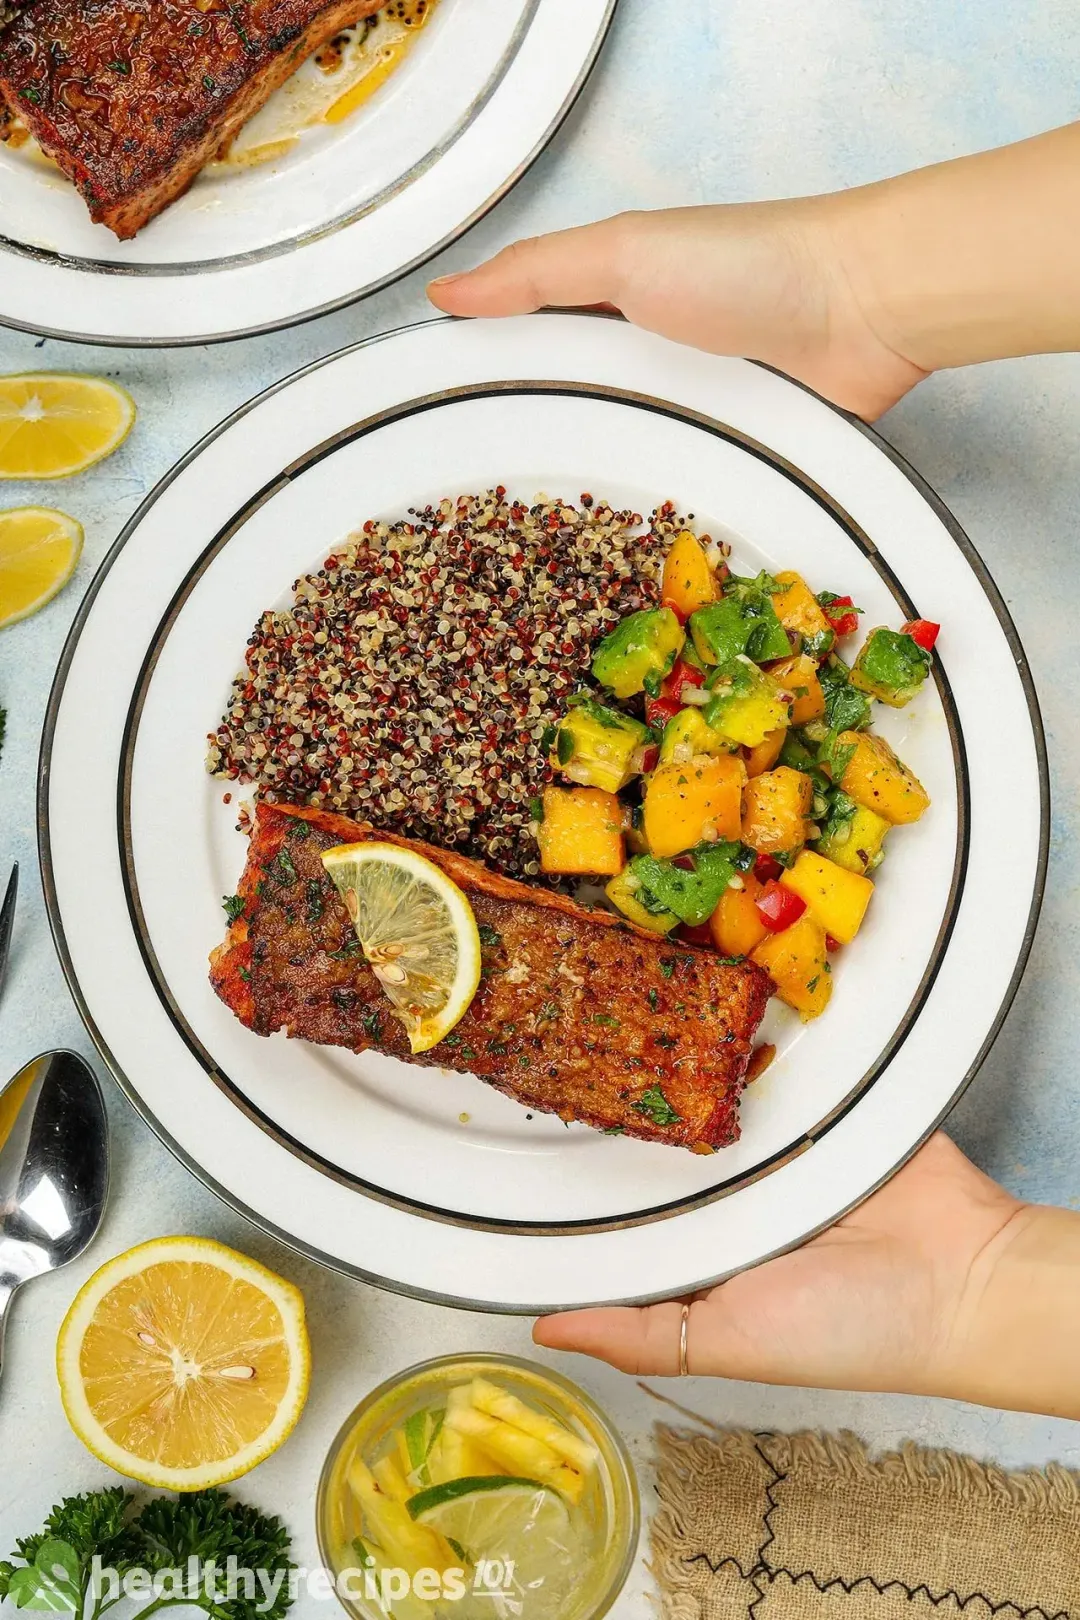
[0,0,384,237]
[210,803,772,1151]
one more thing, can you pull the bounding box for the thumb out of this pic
[427,216,634,317]
[533,1301,687,1376]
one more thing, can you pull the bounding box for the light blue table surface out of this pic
[2,2,1079,1611]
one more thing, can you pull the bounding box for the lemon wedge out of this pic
[321,841,482,1054]
[57,1236,310,1490]
[0,373,135,479]
[0,506,83,628]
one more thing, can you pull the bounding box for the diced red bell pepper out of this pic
[901,618,940,652]
[755,880,807,933]
[639,743,660,775]
[754,853,784,883]
[676,922,715,947]
[825,933,842,953]
[645,694,682,731]
[821,595,860,638]
[663,657,706,700]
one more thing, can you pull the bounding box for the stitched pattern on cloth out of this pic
[650,1427,1080,1620]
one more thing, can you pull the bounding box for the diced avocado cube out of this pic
[630,842,742,927]
[591,607,685,699]
[818,654,873,732]
[688,594,791,668]
[551,697,650,793]
[818,798,890,874]
[850,627,932,708]
[606,866,679,933]
[745,604,793,663]
[689,597,751,666]
[703,660,791,747]
[658,706,737,764]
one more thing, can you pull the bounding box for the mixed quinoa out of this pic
[206,490,686,878]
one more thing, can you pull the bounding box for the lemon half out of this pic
[321,841,482,1054]
[57,1236,310,1490]
[0,373,135,480]
[0,505,83,628]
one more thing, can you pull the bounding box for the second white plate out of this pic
[0,0,614,344]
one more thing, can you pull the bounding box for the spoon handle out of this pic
[0,1281,14,1382]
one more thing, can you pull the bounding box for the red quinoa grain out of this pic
[206,491,684,877]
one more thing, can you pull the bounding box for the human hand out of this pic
[534,1133,1032,1402]
[428,202,927,419]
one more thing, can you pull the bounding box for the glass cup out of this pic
[316,1352,639,1620]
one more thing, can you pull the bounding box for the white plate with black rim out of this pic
[0,0,614,346]
[40,314,1047,1311]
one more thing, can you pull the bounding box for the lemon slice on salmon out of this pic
[321,842,482,1054]
[56,1236,310,1490]
[0,506,83,628]
[0,373,135,479]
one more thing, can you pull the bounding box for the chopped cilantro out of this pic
[20,86,42,104]
[306,880,324,923]
[477,923,502,948]
[659,959,676,980]
[632,1086,682,1127]
[221,893,245,922]
[272,847,297,885]
[593,1013,620,1027]
[647,987,659,1011]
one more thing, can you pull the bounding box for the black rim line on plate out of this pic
[0,0,543,279]
[114,378,970,1237]
[0,0,617,349]
[34,316,1048,1310]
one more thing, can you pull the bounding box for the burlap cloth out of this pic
[651,1426,1080,1619]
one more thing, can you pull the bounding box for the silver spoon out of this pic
[0,1052,109,1380]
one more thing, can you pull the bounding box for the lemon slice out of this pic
[0,373,135,480]
[57,1236,310,1490]
[0,506,83,628]
[408,1477,577,1607]
[321,841,482,1054]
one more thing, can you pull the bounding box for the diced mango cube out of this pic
[839,731,930,824]
[744,727,787,777]
[767,653,826,725]
[780,849,873,943]
[538,786,625,876]
[771,570,833,646]
[752,915,832,1020]
[643,755,745,857]
[662,530,719,620]
[709,872,768,957]
[741,766,813,855]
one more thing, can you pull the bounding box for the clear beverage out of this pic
[316,1354,639,1620]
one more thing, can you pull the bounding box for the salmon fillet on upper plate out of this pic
[0,0,384,237]
[210,803,772,1152]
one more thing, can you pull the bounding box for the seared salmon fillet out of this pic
[210,803,771,1151]
[0,0,384,238]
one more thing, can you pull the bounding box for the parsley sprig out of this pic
[0,1489,292,1620]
